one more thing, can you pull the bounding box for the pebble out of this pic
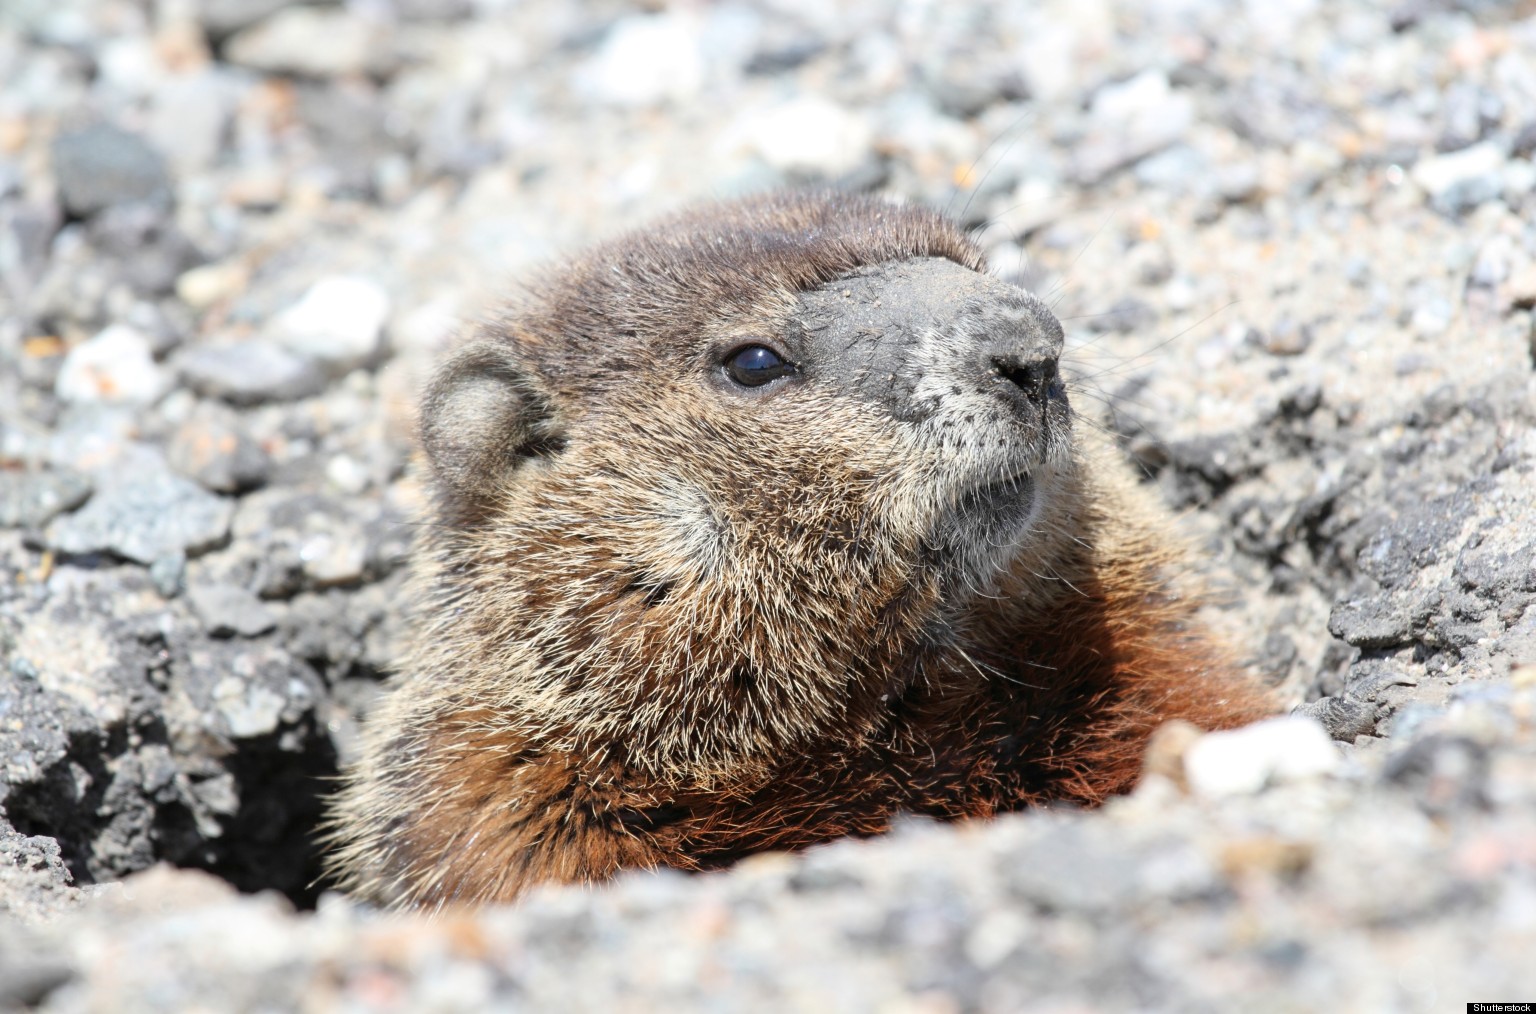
[187,582,276,638]
[45,469,233,564]
[0,470,93,529]
[166,402,271,493]
[738,98,874,179]
[211,676,286,739]
[54,326,167,406]
[1410,141,1506,215]
[50,125,172,218]
[1506,263,1536,310]
[1183,717,1341,798]
[223,7,394,79]
[299,530,368,587]
[195,0,294,37]
[177,341,328,406]
[579,13,707,108]
[268,276,390,375]
[147,72,234,177]
[150,551,186,598]
[175,261,250,310]
[1073,70,1194,184]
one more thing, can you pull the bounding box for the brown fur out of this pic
[326,191,1274,907]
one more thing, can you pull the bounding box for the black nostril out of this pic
[991,356,1059,405]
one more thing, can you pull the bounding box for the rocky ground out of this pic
[1,0,1535,1010]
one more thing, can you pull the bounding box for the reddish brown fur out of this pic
[326,191,1274,907]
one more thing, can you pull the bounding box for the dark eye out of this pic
[724,344,795,387]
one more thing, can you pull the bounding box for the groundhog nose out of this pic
[987,351,1061,409]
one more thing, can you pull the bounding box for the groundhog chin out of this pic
[924,464,1057,596]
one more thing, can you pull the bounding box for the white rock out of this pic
[579,13,706,107]
[1073,70,1194,183]
[268,275,390,373]
[149,72,234,177]
[1090,69,1176,123]
[1184,716,1340,798]
[394,293,463,352]
[224,7,393,79]
[740,97,874,178]
[1410,141,1506,198]
[176,260,249,310]
[55,325,167,405]
[213,676,285,739]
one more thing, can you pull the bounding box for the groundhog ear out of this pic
[419,342,562,515]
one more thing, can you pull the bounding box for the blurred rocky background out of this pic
[1,0,1534,1009]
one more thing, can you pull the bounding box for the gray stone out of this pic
[194,0,292,37]
[187,582,277,638]
[176,341,328,406]
[1328,594,1415,649]
[1006,826,1142,912]
[166,402,271,493]
[85,204,203,298]
[1293,695,1379,741]
[0,470,92,528]
[267,276,389,374]
[224,7,396,79]
[150,551,187,598]
[1355,495,1470,589]
[1410,141,1506,216]
[50,125,172,219]
[45,470,233,564]
[0,199,61,290]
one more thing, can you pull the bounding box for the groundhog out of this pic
[326,190,1273,907]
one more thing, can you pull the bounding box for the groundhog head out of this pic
[415,191,1075,781]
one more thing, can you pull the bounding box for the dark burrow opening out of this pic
[5,714,340,910]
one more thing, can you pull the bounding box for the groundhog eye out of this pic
[725,344,795,387]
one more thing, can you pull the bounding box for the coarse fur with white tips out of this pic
[325,191,1273,908]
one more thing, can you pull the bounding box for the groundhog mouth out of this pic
[958,469,1035,520]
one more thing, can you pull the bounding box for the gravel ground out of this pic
[2,0,1535,1010]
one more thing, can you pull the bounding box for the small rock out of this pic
[299,530,368,587]
[1007,825,1141,911]
[50,125,172,218]
[1505,262,1536,311]
[267,276,390,374]
[1183,717,1340,798]
[194,0,292,37]
[1264,319,1314,356]
[176,261,250,310]
[0,200,61,286]
[1215,161,1262,203]
[166,402,271,493]
[324,454,369,496]
[1073,71,1194,184]
[87,205,202,298]
[1293,696,1379,741]
[1383,734,1488,814]
[177,341,328,406]
[150,551,187,597]
[1410,141,1506,215]
[54,326,167,406]
[0,469,92,528]
[46,469,233,564]
[212,675,286,738]
[1328,594,1415,648]
[147,72,233,177]
[579,13,707,107]
[188,582,277,638]
[224,7,395,79]
[739,98,874,179]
